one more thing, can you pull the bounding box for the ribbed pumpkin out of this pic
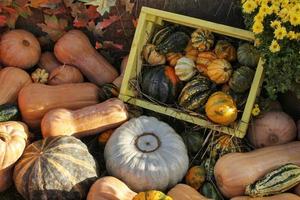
[191,28,214,52]
[178,75,214,111]
[13,136,99,200]
[207,59,233,84]
[237,43,260,68]
[156,32,190,54]
[175,57,197,81]
[141,66,182,103]
[185,166,206,190]
[166,52,183,67]
[185,41,199,62]
[205,91,237,125]
[142,44,166,65]
[229,66,255,93]
[196,51,217,76]
[214,40,237,62]
[133,191,172,200]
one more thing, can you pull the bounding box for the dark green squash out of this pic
[156,32,190,54]
[178,75,214,110]
[0,104,20,122]
[13,136,99,200]
[151,26,177,45]
[181,131,205,154]
[229,66,255,93]
[201,181,223,200]
[237,43,260,68]
[141,66,182,103]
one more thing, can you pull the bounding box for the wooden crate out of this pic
[119,7,264,138]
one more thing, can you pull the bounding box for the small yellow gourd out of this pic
[133,190,173,200]
[31,68,49,84]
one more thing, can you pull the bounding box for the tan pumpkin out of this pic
[207,59,232,84]
[48,64,84,85]
[54,30,118,85]
[167,184,210,200]
[0,67,32,105]
[196,52,217,76]
[185,166,206,190]
[0,29,41,69]
[214,141,300,198]
[113,55,128,89]
[205,91,237,125]
[247,111,297,148]
[38,51,61,73]
[41,98,128,138]
[166,52,183,67]
[18,83,101,128]
[142,44,166,65]
[87,176,137,200]
[231,193,300,200]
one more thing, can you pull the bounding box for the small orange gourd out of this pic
[166,52,183,67]
[196,52,217,76]
[185,166,206,190]
[207,59,232,84]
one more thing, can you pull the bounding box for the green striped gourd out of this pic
[151,26,177,45]
[245,163,300,197]
[156,32,190,54]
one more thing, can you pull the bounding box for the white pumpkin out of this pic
[175,57,197,81]
[104,116,189,192]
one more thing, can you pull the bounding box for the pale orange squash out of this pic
[48,64,84,85]
[112,55,128,89]
[38,51,61,73]
[231,193,300,200]
[167,184,210,200]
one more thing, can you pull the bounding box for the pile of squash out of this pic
[141,25,261,126]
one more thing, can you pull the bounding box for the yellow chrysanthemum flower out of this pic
[261,0,270,5]
[287,31,297,40]
[243,0,258,14]
[271,4,280,14]
[259,5,273,15]
[241,0,247,3]
[254,38,261,47]
[296,33,300,40]
[290,13,300,26]
[254,13,264,22]
[270,20,281,29]
[274,26,287,40]
[281,0,290,8]
[252,104,260,116]
[252,21,264,34]
[269,40,280,53]
[291,4,300,13]
[279,8,290,22]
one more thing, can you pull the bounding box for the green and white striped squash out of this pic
[175,57,197,81]
[245,163,300,197]
[191,28,214,52]
[13,136,99,200]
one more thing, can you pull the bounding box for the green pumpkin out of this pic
[141,66,182,104]
[191,28,214,52]
[181,131,205,154]
[178,75,214,111]
[237,43,260,68]
[0,104,19,122]
[156,32,190,54]
[151,26,177,45]
[229,66,255,93]
[201,181,223,200]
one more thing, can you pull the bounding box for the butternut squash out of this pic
[112,55,128,89]
[231,193,300,200]
[54,30,118,85]
[167,184,210,200]
[0,67,32,105]
[41,98,128,138]
[48,64,84,85]
[18,83,102,128]
[38,51,61,73]
[214,142,300,198]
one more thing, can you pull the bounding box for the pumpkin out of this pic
[201,181,223,200]
[166,52,183,67]
[141,66,182,104]
[41,98,128,138]
[181,130,205,154]
[207,59,233,84]
[104,116,189,192]
[98,129,114,145]
[151,26,177,46]
[31,68,49,84]
[156,31,190,54]
[142,44,166,65]
[185,166,206,190]
[167,184,209,200]
[237,43,260,68]
[0,29,41,69]
[0,67,32,105]
[214,40,237,62]
[18,83,102,128]
[112,55,128,89]
[231,193,300,200]
[133,191,172,200]
[205,91,237,125]
[229,66,255,93]
[13,136,99,200]
[54,30,118,85]
[0,104,20,122]
[214,141,300,198]
[38,51,61,73]
[175,57,197,81]
[185,41,199,62]
[178,75,214,111]
[48,64,84,85]
[247,111,297,148]
[196,51,217,76]
[87,176,137,200]
[191,28,214,52]
[222,86,248,110]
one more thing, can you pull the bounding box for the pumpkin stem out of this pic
[135,133,161,153]
[22,40,30,47]
[269,134,279,144]
[0,132,11,142]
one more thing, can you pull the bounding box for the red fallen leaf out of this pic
[73,16,88,28]
[103,41,124,50]
[86,6,99,20]
[98,15,120,30]
[0,15,7,27]
[43,6,67,15]
[95,41,102,49]
[2,6,17,14]
[132,17,138,28]
[14,0,28,7]
[37,15,68,41]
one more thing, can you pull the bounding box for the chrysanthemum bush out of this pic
[241,0,300,99]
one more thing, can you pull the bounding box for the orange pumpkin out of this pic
[205,91,237,125]
[185,166,206,190]
[167,184,209,200]
[196,51,217,76]
[0,30,41,69]
[48,64,84,85]
[207,59,232,84]
[98,129,115,145]
[214,40,237,62]
[166,52,183,67]
[185,41,199,62]
[38,51,61,73]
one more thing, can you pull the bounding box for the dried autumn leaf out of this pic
[79,0,116,15]
[98,15,120,30]
[103,41,124,50]
[0,15,7,27]
[37,15,68,41]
